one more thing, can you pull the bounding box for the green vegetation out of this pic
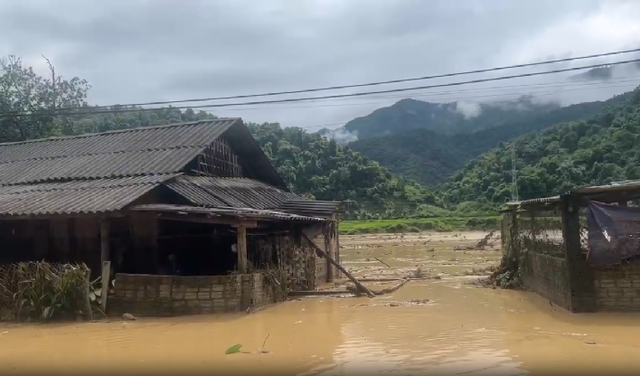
[443,89,640,205]
[247,122,440,218]
[0,262,100,321]
[343,97,559,139]
[339,216,500,235]
[348,95,628,185]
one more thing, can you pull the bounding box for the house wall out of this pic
[521,252,572,310]
[252,231,323,291]
[593,261,640,311]
[109,273,274,317]
[313,234,328,287]
[277,234,317,291]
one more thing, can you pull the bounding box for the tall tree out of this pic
[0,55,90,141]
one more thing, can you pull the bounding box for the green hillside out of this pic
[443,88,640,205]
[343,97,559,140]
[348,95,629,186]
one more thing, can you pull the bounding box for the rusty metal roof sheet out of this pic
[0,119,240,185]
[164,176,300,210]
[131,203,328,222]
[0,174,176,216]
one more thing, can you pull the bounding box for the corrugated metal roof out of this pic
[572,180,640,195]
[277,200,342,218]
[0,148,199,185]
[505,195,561,207]
[0,174,175,216]
[131,204,328,222]
[0,119,240,185]
[0,119,238,163]
[164,176,300,210]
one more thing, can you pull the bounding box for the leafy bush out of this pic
[0,262,98,322]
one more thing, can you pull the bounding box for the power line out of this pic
[288,82,640,132]
[218,78,640,115]
[3,57,640,118]
[290,79,640,132]
[63,47,640,109]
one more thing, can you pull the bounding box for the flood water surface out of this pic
[2,232,640,375]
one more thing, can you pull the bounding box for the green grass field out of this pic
[339,216,501,235]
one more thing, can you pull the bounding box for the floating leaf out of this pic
[225,344,243,355]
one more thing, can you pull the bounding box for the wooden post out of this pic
[101,261,111,312]
[83,269,94,321]
[335,215,341,279]
[99,218,110,313]
[237,226,248,273]
[302,233,375,298]
[561,195,596,312]
[325,224,335,283]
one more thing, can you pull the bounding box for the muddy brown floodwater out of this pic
[2,231,640,375]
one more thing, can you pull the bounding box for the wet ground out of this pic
[2,231,640,375]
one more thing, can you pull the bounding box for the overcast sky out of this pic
[1,0,640,131]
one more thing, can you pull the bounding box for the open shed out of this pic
[0,118,342,316]
[502,180,640,313]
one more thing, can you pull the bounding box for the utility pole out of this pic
[511,143,519,202]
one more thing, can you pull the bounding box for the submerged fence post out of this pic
[100,218,110,313]
[83,268,94,321]
[561,195,596,313]
[237,226,248,273]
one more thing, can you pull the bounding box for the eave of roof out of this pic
[504,195,561,207]
[0,174,177,217]
[131,203,329,222]
[164,175,299,210]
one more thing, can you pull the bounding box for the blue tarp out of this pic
[587,201,640,265]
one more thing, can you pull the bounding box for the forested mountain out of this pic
[339,96,559,141]
[443,88,640,205]
[348,94,630,185]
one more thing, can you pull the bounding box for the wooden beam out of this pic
[99,218,110,312]
[237,226,248,273]
[156,213,258,228]
[301,233,375,298]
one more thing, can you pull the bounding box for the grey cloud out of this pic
[0,0,639,129]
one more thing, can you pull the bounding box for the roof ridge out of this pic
[0,118,241,147]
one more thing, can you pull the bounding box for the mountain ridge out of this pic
[341,93,632,186]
